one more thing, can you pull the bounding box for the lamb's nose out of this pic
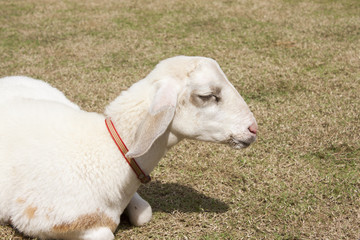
[248,122,258,135]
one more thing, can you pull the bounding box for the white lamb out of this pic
[0,56,257,240]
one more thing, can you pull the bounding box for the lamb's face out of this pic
[172,58,257,149]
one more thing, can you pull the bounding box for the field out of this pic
[0,0,359,239]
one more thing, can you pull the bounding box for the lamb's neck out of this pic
[105,93,149,148]
[106,107,183,177]
[135,129,183,175]
[105,82,184,178]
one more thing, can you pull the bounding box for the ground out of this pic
[0,0,359,239]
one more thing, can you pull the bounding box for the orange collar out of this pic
[105,118,151,184]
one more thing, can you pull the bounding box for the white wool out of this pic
[0,76,80,110]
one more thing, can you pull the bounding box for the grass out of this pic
[0,0,359,239]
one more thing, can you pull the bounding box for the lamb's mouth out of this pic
[226,137,252,149]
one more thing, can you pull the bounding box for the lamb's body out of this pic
[0,56,258,240]
[0,100,136,239]
[0,76,153,229]
[0,78,154,239]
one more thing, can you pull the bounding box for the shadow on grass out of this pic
[118,181,229,231]
[138,181,229,213]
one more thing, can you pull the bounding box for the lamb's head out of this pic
[125,56,257,158]
[171,57,257,149]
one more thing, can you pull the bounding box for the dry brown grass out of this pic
[1,0,359,239]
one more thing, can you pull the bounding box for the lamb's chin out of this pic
[226,136,255,149]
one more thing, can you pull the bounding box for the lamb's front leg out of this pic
[80,227,114,240]
[125,192,152,226]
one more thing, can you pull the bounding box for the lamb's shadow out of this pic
[137,181,229,213]
[119,181,230,231]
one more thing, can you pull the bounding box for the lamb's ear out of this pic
[126,81,177,158]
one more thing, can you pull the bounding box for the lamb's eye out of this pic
[198,94,220,103]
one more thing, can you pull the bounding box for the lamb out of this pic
[0,56,257,240]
